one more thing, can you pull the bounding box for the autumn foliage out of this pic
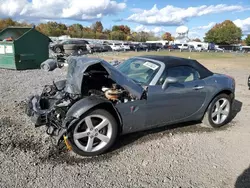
[204,20,242,45]
[0,18,160,42]
[161,32,174,41]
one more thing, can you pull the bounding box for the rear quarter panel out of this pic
[197,74,235,118]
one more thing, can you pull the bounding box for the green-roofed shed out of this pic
[0,27,51,70]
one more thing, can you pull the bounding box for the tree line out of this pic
[0,18,249,45]
[0,18,160,42]
[204,20,249,46]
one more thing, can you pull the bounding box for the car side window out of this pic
[157,69,168,85]
[167,66,200,83]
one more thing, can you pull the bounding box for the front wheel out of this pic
[202,94,232,128]
[68,109,118,156]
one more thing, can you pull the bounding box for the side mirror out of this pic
[162,77,178,90]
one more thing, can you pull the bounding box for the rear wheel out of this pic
[68,109,118,156]
[202,94,232,128]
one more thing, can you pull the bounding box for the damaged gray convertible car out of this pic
[26,55,235,156]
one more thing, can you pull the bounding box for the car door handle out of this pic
[193,85,204,90]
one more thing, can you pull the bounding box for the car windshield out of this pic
[117,58,160,85]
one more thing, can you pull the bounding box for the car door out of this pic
[146,65,207,127]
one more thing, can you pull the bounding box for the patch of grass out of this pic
[100,50,250,62]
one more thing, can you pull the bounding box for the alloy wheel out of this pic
[73,115,112,152]
[211,98,230,124]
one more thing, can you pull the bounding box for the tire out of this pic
[55,47,62,53]
[68,109,118,156]
[202,94,232,128]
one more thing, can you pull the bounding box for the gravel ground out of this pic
[0,58,250,188]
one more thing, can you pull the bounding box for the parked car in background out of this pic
[50,40,68,53]
[27,55,235,157]
[188,45,195,51]
[188,44,203,52]
[156,43,163,50]
[139,43,149,51]
[63,40,89,55]
[100,41,112,52]
[241,46,250,53]
[110,43,122,51]
[102,44,112,52]
[129,43,140,51]
[177,43,189,51]
[145,43,156,51]
[195,44,203,51]
[120,43,131,51]
[168,44,179,50]
[86,41,104,53]
[145,43,162,51]
[51,39,89,54]
[215,46,224,52]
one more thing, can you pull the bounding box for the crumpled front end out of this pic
[26,56,145,148]
[25,80,79,138]
[26,95,53,127]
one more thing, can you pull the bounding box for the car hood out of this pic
[65,56,144,99]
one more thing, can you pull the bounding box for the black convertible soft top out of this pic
[137,55,214,79]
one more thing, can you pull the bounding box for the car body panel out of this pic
[66,95,111,119]
[146,79,207,126]
[116,100,147,134]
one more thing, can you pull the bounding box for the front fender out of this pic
[66,95,111,118]
[62,96,123,133]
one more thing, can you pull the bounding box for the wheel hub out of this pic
[88,128,99,138]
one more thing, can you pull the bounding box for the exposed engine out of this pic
[29,79,136,136]
[88,83,136,104]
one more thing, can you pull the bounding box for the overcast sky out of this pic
[0,0,250,39]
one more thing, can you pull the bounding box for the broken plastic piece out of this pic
[63,135,72,151]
